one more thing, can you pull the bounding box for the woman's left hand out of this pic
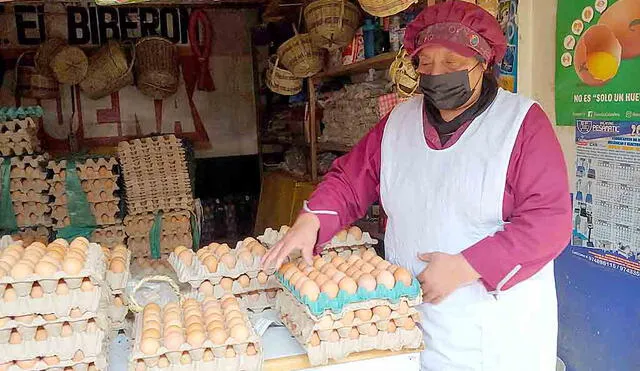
[417,252,481,304]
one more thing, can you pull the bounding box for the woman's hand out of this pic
[417,252,481,304]
[261,213,321,270]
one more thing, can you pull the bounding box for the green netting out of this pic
[190,212,201,250]
[149,211,163,259]
[0,106,44,121]
[0,158,18,234]
[55,159,96,240]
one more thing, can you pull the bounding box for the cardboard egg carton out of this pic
[188,272,280,299]
[15,213,53,228]
[129,233,192,259]
[92,225,126,249]
[48,178,118,199]
[10,191,49,203]
[256,226,289,248]
[276,288,421,341]
[50,204,120,229]
[3,355,106,371]
[9,178,49,193]
[0,143,39,156]
[9,227,50,246]
[0,326,105,364]
[12,202,50,216]
[47,158,118,180]
[123,183,192,201]
[0,134,40,156]
[129,299,262,371]
[126,197,193,216]
[0,116,38,132]
[104,247,131,293]
[124,211,191,238]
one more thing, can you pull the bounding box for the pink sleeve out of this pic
[305,115,388,246]
[461,104,572,291]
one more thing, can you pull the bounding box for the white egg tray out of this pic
[0,285,104,318]
[0,327,105,363]
[0,243,107,290]
[256,228,284,248]
[192,273,280,298]
[3,355,106,371]
[130,308,262,363]
[0,311,103,333]
[105,249,131,293]
[276,289,420,341]
[235,289,280,314]
[129,352,262,371]
[322,232,378,249]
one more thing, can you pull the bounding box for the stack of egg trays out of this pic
[117,135,193,215]
[128,297,263,371]
[124,211,191,238]
[9,226,51,246]
[0,115,41,156]
[47,157,121,229]
[92,224,127,249]
[0,243,109,370]
[276,288,423,366]
[128,233,192,259]
[102,245,131,329]
[7,156,52,228]
[168,241,279,312]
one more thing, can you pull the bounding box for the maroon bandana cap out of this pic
[404,1,507,64]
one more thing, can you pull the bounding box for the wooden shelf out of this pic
[313,52,397,79]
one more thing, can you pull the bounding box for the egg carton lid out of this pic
[0,242,106,286]
[129,299,261,361]
[0,329,106,364]
[277,288,420,342]
[276,272,422,318]
[5,354,107,371]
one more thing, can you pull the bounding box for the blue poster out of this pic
[572,119,640,277]
[497,0,518,92]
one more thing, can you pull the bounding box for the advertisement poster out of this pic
[572,121,640,277]
[496,0,518,92]
[555,0,640,126]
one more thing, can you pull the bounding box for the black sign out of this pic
[14,5,190,45]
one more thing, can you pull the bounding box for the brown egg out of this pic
[357,274,377,291]
[140,338,160,354]
[355,309,373,322]
[341,310,355,325]
[375,270,396,289]
[230,324,249,341]
[9,329,22,344]
[34,261,58,277]
[313,258,327,270]
[300,280,320,301]
[61,322,73,337]
[598,0,640,59]
[320,281,340,299]
[349,327,360,339]
[332,271,346,283]
[221,295,239,310]
[158,355,170,368]
[143,328,161,339]
[308,270,321,281]
[238,274,251,288]
[30,282,44,298]
[15,315,34,324]
[220,253,237,270]
[73,350,85,362]
[62,258,83,275]
[257,271,269,284]
[331,256,346,267]
[215,244,231,257]
[164,332,185,350]
[361,249,376,261]
[289,271,305,287]
[376,260,391,271]
[16,360,36,369]
[187,329,206,347]
[393,267,412,287]
[11,262,33,279]
[199,281,215,296]
[209,327,228,345]
[314,273,331,287]
[397,300,410,315]
[109,258,126,273]
[367,323,379,337]
[43,356,60,366]
[247,343,258,355]
[225,346,236,358]
[373,305,392,320]
[3,286,17,302]
[337,263,350,272]
[345,266,359,277]
[573,24,622,86]
[178,249,194,266]
[81,278,95,292]
[338,276,358,295]
[387,320,397,333]
[203,348,215,361]
[238,250,254,266]
[220,277,234,292]
[204,256,219,273]
[295,277,309,292]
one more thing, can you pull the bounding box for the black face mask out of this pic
[419,63,482,110]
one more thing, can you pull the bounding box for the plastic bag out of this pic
[0,158,18,234]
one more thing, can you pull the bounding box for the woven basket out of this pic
[80,41,135,100]
[51,46,88,85]
[304,0,360,50]
[266,56,303,96]
[277,27,324,78]
[357,0,417,17]
[16,52,59,99]
[135,37,179,99]
[389,48,418,97]
[35,38,67,77]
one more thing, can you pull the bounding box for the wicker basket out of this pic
[50,46,88,85]
[266,56,303,96]
[277,27,324,78]
[35,38,67,76]
[16,52,59,99]
[80,41,135,100]
[389,48,418,97]
[357,0,417,17]
[135,37,179,99]
[304,0,360,50]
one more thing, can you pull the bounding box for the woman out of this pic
[262,1,572,370]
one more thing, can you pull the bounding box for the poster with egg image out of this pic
[556,0,640,126]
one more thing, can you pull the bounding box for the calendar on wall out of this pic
[572,120,640,278]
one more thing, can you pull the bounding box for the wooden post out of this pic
[308,77,318,182]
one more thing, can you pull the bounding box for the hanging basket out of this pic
[50,46,89,85]
[35,38,67,77]
[357,0,417,17]
[135,36,179,99]
[304,0,361,50]
[80,41,135,100]
[389,47,419,97]
[16,52,60,100]
[277,26,324,78]
[266,56,303,96]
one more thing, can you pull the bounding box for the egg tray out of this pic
[275,271,422,317]
[10,192,50,203]
[277,288,421,342]
[256,227,286,248]
[119,162,189,179]
[9,227,50,246]
[0,326,105,363]
[50,201,120,219]
[117,134,183,150]
[129,352,262,371]
[47,158,118,179]
[52,216,120,230]
[130,307,262,364]
[9,178,49,193]
[3,355,107,371]
[0,284,104,318]
[50,189,120,205]
[125,197,193,216]
[15,214,53,229]
[129,234,192,259]
[0,143,40,157]
[0,116,37,131]
[0,130,38,144]
[12,202,50,216]
[105,249,131,292]
[7,155,48,173]
[92,225,126,249]
[48,178,118,197]
[0,242,106,288]
[124,211,191,238]
[191,273,280,299]
[235,289,280,314]
[0,311,104,333]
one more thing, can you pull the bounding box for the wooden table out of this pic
[262,327,422,371]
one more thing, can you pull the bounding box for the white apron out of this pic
[380,89,558,371]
